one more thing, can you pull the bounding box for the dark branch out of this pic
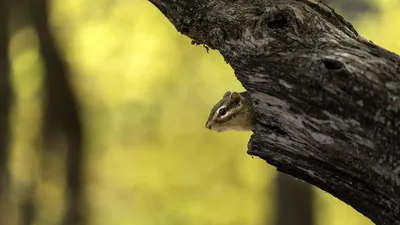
[149,0,400,224]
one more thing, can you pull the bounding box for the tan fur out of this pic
[205,91,253,132]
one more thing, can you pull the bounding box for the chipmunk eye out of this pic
[218,108,227,116]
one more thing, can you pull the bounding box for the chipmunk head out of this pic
[205,91,253,132]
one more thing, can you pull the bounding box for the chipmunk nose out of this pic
[205,122,211,129]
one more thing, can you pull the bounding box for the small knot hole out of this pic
[267,15,287,29]
[323,59,343,70]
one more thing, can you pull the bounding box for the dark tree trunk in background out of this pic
[323,0,376,19]
[29,0,86,224]
[0,0,12,223]
[149,0,400,224]
[20,183,36,225]
[275,174,314,225]
[8,2,38,224]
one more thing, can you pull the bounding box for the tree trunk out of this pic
[148,0,400,224]
[0,0,12,223]
[275,173,314,225]
[29,0,86,224]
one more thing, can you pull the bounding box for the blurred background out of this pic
[0,0,399,224]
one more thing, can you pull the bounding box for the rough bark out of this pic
[148,0,400,224]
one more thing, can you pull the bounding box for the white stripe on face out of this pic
[216,105,230,118]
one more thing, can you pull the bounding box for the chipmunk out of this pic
[205,91,253,132]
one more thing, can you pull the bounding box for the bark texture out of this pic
[148,0,400,224]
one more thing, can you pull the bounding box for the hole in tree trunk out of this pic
[268,15,287,29]
[323,59,343,70]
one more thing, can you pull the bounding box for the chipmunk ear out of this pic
[229,92,241,104]
[223,91,231,98]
